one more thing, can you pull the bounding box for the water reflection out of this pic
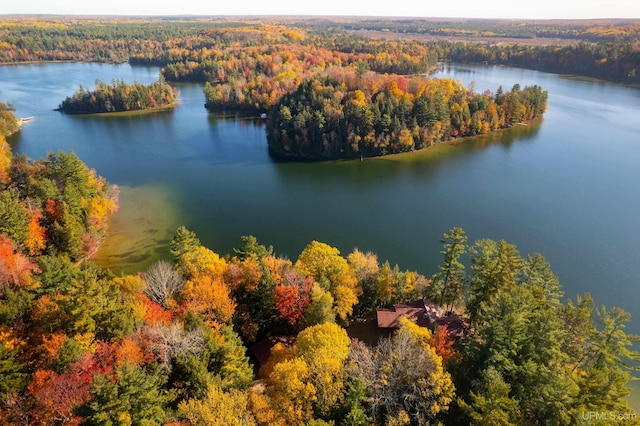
[202,113,270,165]
[273,118,543,188]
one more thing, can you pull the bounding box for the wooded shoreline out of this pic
[55,101,179,115]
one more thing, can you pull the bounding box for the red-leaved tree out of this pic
[274,268,312,328]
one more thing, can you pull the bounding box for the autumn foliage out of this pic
[1,208,639,425]
[0,235,40,291]
[431,324,460,366]
[274,276,312,327]
[0,136,12,185]
[2,97,635,425]
[0,19,638,418]
[267,71,547,159]
[58,79,178,114]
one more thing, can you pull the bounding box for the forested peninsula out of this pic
[57,79,178,114]
[266,72,547,160]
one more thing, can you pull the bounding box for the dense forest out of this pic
[442,41,640,84]
[316,18,640,43]
[266,70,547,159]
[57,80,178,114]
[197,32,439,113]
[0,19,244,63]
[0,131,639,424]
[1,17,638,85]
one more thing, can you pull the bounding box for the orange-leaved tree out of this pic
[0,234,40,291]
[178,246,235,328]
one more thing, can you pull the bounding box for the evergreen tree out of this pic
[0,342,27,401]
[79,363,169,425]
[0,190,29,244]
[233,235,273,260]
[169,226,201,259]
[434,227,467,310]
[459,366,519,426]
[467,239,522,324]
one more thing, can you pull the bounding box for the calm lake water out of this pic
[2,62,639,335]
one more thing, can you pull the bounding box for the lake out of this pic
[2,62,639,336]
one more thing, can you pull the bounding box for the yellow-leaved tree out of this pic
[0,136,11,184]
[178,245,227,281]
[181,275,236,328]
[268,357,316,424]
[295,322,350,416]
[265,322,351,422]
[178,384,256,426]
[349,317,455,424]
[295,241,360,321]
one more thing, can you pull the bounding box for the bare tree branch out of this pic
[141,260,185,307]
[147,322,204,368]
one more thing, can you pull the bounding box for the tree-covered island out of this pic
[57,79,178,114]
[267,72,547,160]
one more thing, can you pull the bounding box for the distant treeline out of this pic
[58,80,178,114]
[267,69,547,160]
[442,41,640,84]
[326,18,640,43]
[1,18,639,86]
[0,19,248,63]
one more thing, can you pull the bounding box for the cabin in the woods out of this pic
[251,298,468,369]
[346,298,468,348]
[376,298,467,338]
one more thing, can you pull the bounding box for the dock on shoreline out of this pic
[17,117,34,126]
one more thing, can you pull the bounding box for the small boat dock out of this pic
[17,117,34,127]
